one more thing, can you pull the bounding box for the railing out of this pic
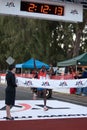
[0,73,74,80]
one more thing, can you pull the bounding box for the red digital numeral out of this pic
[41,5,49,14]
[55,7,64,15]
[28,3,36,12]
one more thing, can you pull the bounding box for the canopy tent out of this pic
[57,52,87,67]
[16,58,49,69]
[15,63,24,68]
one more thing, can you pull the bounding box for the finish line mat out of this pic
[0,100,87,120]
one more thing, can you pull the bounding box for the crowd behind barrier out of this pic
[0,73,74,80]
[51,74,74,80]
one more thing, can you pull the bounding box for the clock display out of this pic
[20,1,64,16]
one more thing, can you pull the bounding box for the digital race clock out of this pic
[0,0,83,22]
[20,1,64,16]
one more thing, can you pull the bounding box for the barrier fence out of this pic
[0,74,87,89]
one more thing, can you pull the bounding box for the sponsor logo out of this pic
[75,80,83,86]
[5,1,15,8]
[0,100,87,120]
[24,80,33,86]
[37,113,87,118]
[59,81,67,87]
[42,81,50,86]
[0,103,70,112]
[75,80,87,88]
[70,9,78,15]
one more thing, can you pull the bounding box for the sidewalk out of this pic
[53,92,87,106]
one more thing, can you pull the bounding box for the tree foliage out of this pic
[0,10,87,70]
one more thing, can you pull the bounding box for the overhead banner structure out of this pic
[0,0,83,22]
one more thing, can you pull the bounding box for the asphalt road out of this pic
[0,84,36,100]
[0,84,55,101]
[0,83,87,106]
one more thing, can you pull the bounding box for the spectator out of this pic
[49,64,55,77]
[75,67,87,96]
[75,70,82,95]
[81,67,87,96]
[5,64,17,120]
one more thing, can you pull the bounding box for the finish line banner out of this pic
[16,77,87,89]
